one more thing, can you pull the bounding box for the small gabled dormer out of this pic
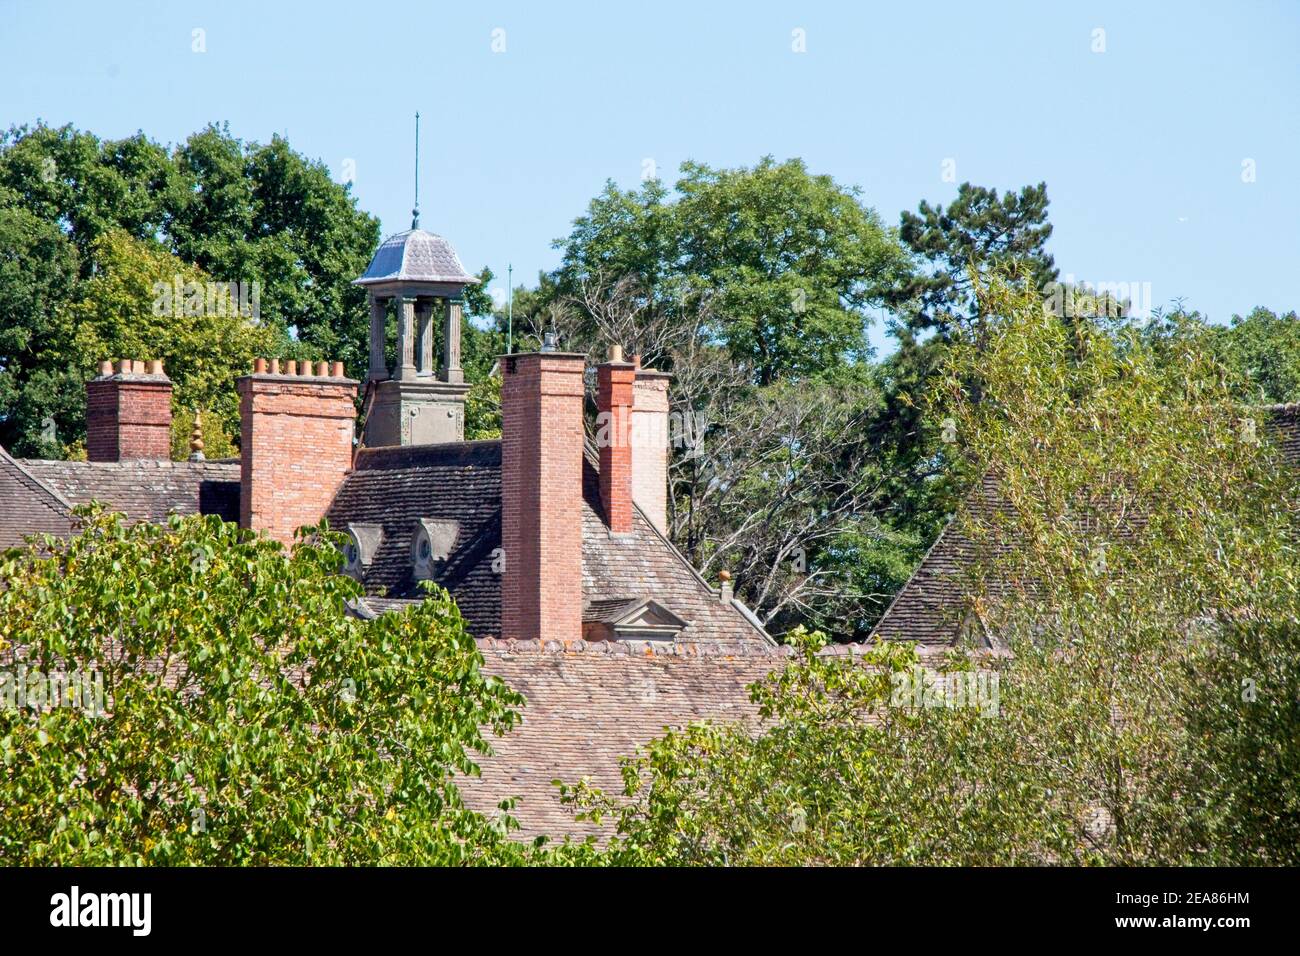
[582,597,689,643]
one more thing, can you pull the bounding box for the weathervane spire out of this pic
[412,111,420,230]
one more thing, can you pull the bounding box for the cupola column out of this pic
[395,296,417,382]
[416,296,435,375]
[440,298,464,384]
[368,294,388,381]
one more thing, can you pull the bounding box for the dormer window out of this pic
[341,523,383,579]
[412,518,459,581]
[582,598,689,644]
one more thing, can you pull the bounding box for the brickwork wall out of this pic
[597,360,636,534]
[238,365,357,547]
[500,352,585,642]
[86,362,173,462]
[631,370,671,534]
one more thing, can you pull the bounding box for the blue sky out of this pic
[3,0,1297,354]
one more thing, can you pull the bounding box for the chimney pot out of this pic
[148,359,164,376]
[286,360,297,376]
[270,358,281,375]
[254,358,267,374]
[98,360,113,377]
[189,410,206,461]
[316,360,329,377]
[609,343,624,363]
[330,361,345,378]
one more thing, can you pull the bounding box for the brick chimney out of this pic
[85,359,173,462]
[500,348,586,641]
[596,345,636,534]
[631,363,672,534]
[237,359,357,547]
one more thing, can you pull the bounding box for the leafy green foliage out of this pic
[0,509,537,864]
[67,229,276,454]
[552,157,911,385]
[0,194,82,459]
[561,278,1300,865]
[867,183,1063,598]
[888,182,1058,345]
[561,630,1069,865]
[1215,306,1300,404]
[0,122,379,456]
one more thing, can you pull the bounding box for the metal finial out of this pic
[412,111,420,230]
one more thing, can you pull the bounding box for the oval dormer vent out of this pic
[341,523,383,579]
[412,518,459,581]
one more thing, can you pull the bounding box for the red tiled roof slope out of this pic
[0,445,74,548]
[871,405,1300,646]
[462,638,869,840]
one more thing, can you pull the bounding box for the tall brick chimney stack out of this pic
[596,345,636,534]
[631,361,672,534]
[500,346,586,641]
[237,358,357,547]
[85,359,173,462]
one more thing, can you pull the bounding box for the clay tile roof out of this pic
[0,445,74,548]
[1263,403,1300,464]
[18,458,241,525]
[325,440,504,637]
[872,404,1300,647]
[461,637,873,839]
[584,597,664,624]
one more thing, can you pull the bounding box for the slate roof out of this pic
[460,637,873,839]
[353,229,478,287]
[19,458,241,525]
[871,405,1300,646]
[325,440,772,646]
[326,441,504,636]
[0,445,74,548]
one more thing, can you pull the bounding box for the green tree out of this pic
[0,509,537,864]
[1215,306,1300,404]
[887,182,1058,346]
[563,277,1299,865]
[65,229,276,454]
[0,192,81,457]
[0,122,380,456]
[540,159,914,637]
[867,183,1062,598]
[168,126,380,371]
[553,157,911,385]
